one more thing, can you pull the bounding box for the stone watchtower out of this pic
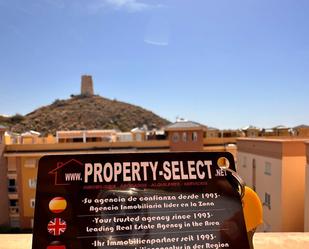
[81,75,94,96]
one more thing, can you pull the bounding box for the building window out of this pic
[8,178,17,193]
[243,157,247,168]
[264,193,271,210]
[28,178,37,188]
[86,137,99,142]
[264,162,271,176]
[24,158,37,168]
[135,133,142,141]
[172,133,179,142]
[192,132,198,142]
[72,138,83,143]
[30,198,35,208]
[9,199,19,215]
[9,206,19,215]
[117,133,133,142]
[182,132,187,142]
[10,217,20,228]
[9,199,18,207]
[250,131,256,137]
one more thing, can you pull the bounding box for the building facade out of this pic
[3,140,171,229]
[237,138,307,232]
[4,123,308,230]
[241,125,260,137]
[57,130,118,143]
[305,142,309,232]
[1,125,240,229]
[0,126,9,227]
[294,125,309,137]
[205,127,220,138]
[165,120,206,151]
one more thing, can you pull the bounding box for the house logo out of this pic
[48,159,84,186]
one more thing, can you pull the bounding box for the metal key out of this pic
[242,186,263,249]
[224,168,263,249]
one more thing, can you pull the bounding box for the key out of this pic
[224,168,263,249]
[242,186,263,232]
[242,186,263,249]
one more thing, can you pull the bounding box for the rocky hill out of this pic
[2,95,170,135]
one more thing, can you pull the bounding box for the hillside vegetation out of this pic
[1,95,170,135]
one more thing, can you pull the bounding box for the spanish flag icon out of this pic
[49,197,67,213]
[46,241,66,249]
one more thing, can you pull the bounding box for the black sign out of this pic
[32,152,250,249]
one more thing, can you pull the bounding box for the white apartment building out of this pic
[305,142,309,232]
[237,138,307,232]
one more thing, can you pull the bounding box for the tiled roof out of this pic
[242,125,260,130]
[273,125,289,129]
[294,124,309,129]
[165,121,206,130]
[207,126,219,130]
[21,130,41,136]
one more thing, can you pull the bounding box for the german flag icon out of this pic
[46,241,66,249]
[49,197,67,213]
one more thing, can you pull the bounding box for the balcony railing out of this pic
[8,186,17,193]
[9,206,19,215]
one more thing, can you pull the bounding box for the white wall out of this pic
[237,152,253,187]
[281,156,306,232]
[237,152,283,231]
[305,163,309,232]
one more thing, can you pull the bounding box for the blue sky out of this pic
[0,0,309,129]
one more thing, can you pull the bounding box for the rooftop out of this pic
[242,125,260,130]
[294,124,309,129]
[273,125,289,129]
[0,124,7,130]
[165,120,207,131]
[207,126,220,130]
[21,130,41,137]
[237,137,309,143]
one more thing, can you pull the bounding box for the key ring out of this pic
[223,168,246,199]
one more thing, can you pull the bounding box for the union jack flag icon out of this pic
[47,218,67,236]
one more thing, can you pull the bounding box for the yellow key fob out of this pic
[242,186,263,232]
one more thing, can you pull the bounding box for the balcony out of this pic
[8,186,17,193]
[8,186,18,199]
[9,206,19,217]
